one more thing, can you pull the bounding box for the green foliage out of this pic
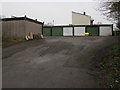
[99,43,120,88]
[112,44,120,54]
[107,73,120,88]
[107,73,116,86]
[107,44,120,88]
[112,57,120,67]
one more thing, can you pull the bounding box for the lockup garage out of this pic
[43,24,113,36]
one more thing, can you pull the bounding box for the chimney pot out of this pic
[83,12,86,15]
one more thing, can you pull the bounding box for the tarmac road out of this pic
[2,36,118,88]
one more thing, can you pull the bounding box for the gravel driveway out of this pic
[2,36,118,88]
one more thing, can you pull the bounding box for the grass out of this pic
[2,36,25,47]
[0,42,2,46]
[99,43,120,88]
[108,43,120,88]
[2,36,43,47]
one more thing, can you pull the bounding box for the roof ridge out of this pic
[72,11,90,17]
[2,16,44,24]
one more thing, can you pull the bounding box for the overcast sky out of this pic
[1,1,113,25]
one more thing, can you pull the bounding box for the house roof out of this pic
[72,11,90,17]
[2,16,44,24]
[72,11,94,21]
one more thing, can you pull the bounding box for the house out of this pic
[2,16,44,39]
[72,11,94,25]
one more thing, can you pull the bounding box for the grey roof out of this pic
[2,16,44,24]
[72,11,90,17]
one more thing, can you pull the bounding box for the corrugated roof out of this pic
[2,16,44,24]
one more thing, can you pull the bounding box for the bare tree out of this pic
[99,0,120,29]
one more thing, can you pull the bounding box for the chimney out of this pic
[83,12,86,15]
[24,15,27,18]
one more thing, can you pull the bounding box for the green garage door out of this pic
[86,26,99,36]
[52,27,62,36]
[43,27,51,36]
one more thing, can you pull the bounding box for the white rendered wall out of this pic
[100,26,112,36]
[63,27,73,36]
[74,27,85,36]
[72,12,91,25]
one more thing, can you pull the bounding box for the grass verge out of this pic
[99,43,120,88]
[2,37,25,47]
[2,36,43,47]
[0,42,2,46]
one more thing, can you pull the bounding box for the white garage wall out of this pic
[74,27,85,36]
[63,27,73,36]
[100,26,112,36]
